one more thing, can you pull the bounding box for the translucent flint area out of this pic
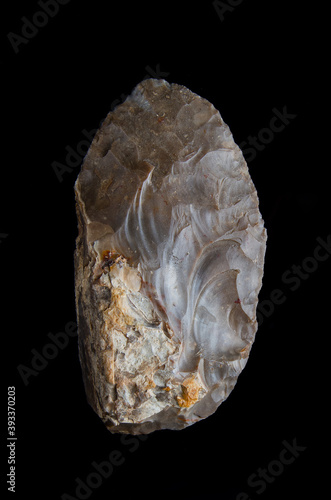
[103,149,265,387]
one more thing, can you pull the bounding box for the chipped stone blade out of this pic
[74,78,267,434]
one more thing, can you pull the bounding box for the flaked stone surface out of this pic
[74,78,267,434]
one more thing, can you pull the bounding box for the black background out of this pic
[1,1,328,499]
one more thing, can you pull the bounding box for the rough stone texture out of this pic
[74,78,267,434]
